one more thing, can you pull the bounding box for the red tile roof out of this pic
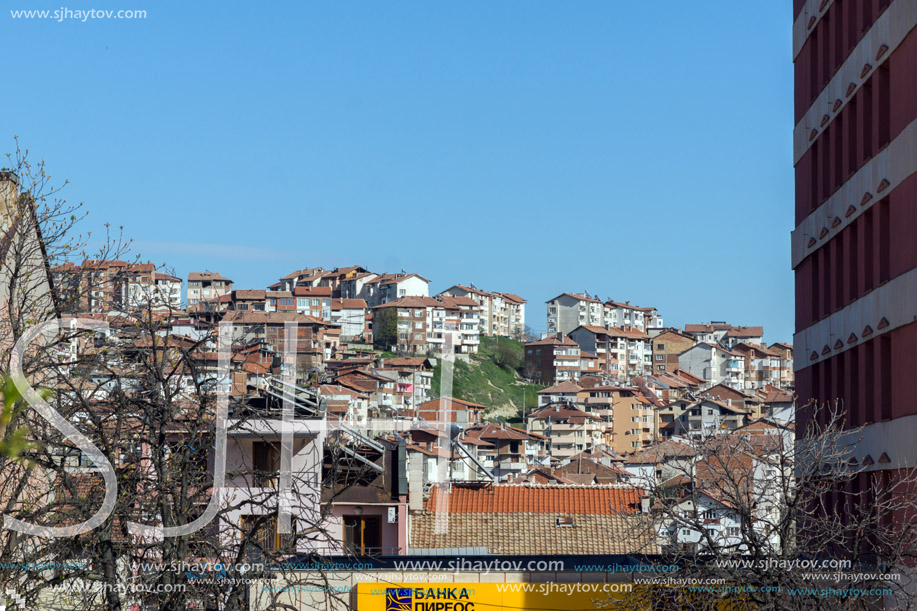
[426,483,643,514]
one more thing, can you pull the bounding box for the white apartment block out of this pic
[187,271,233,306]
[124,268,182,311]
[546,292,605,335]
[373,296,481,355]
[439,284,526,338]
[677,343,746,390]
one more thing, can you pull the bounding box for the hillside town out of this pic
[44,254,797,560]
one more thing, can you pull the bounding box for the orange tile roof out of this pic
[425,483,643,514]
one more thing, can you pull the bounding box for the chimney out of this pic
[0,169,21,219]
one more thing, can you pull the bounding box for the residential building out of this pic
[791,0,917,509]
[524,333,597,385]
[603,301,651,332]
[225,289,268,312]
[651,329,697,374]
[723,326,765,348]
[363,272,430,307]
[377,357,434,406]
[661,398,752,438]
[187,271,232,306]
[330,298,369,340]
[292,286,332,320]
[371,296,481,356]
[462,423,549,480]
[545,292,604,336]
[732,342,782,390]
[683,322,734,344]
[222,310,332,373]
[768,342,794,388]
[119,264,181,311]
[678,343,746,389]
[438,284,526,338]
[536,381,583,407]
[416,397,486,425]
[526,404,604,460]
[569,325,652,381]
[577,386,655,454]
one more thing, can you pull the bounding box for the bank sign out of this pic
[356,583,631,611]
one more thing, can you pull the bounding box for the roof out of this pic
[220,311,329,325]
[409,484,656,555]
[624,439,696,464]
[537,381,583,395]
[528,405,600,422]
[426,483,643,514]
[232,289,266,300]
[417,397,488,411]
[574,325,649,340]
[464,422,547,441]
[684,323,734,333]
[725,326,764,338]
[188,271,231,282]
[495,292,526,304]
[331,298,367,310]
[525,334,578,347]
[293,286,332,297]
[546,292,603,304]
[381,357,433,368]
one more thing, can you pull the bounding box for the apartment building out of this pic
[576,386,655,454]
[650,329,697,374]
[438,284,526,338]
[791,0,917,514]
[462,422,549,481]
[768,342,794,388]
[371,295,481,355]
[732,343,782,390]
[678,343,746,389]
[723,326,765,348]
[526,404,604,460]
[569,325,652,381]
[545,292,604,335]
[524,333,599,385]
[291,286,332,320]
[330,298,369,340]
[187,271,232,306]
[683,322,734,344]
[222,310,332,372]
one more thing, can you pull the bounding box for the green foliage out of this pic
[372,308,399,351]
[0,376,34,460]
[431,336,545,417]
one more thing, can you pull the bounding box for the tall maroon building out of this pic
[792,0,917,483]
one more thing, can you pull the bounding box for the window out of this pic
[343,515,382,556]
[656,355,664,361]
[241,513,294,552]
[252,441,280,488]
[311,298,319,306]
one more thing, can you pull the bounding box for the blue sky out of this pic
[1,1,795,342]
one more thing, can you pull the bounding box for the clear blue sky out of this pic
[1,1,795,342]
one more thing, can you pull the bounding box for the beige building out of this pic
[187,271,233,306]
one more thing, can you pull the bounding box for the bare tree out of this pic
[1,145,380,611]
[608,404,917,610]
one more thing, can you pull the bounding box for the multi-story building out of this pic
[732,343,782,390]
[526,404,604,460]
[545,292,604,335]
[677,343,746,389]
[651,329,697,375]
[791,0,917,499]
[768,342,795,388]
[683,322,734,344]
[187,271,233,306]
[603,301,650,332]
[569,325,652,381]
[330,298,369,340]
[222,310,332,373]
[576,385,655,453]
[292,286,332,319]
[723,326,765,348]
[371,296,481,355]
[524,333,599,385]
[438,284,526,338]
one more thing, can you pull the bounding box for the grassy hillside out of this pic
[431,336,546,422]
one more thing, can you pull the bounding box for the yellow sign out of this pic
[355,582,633,611]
